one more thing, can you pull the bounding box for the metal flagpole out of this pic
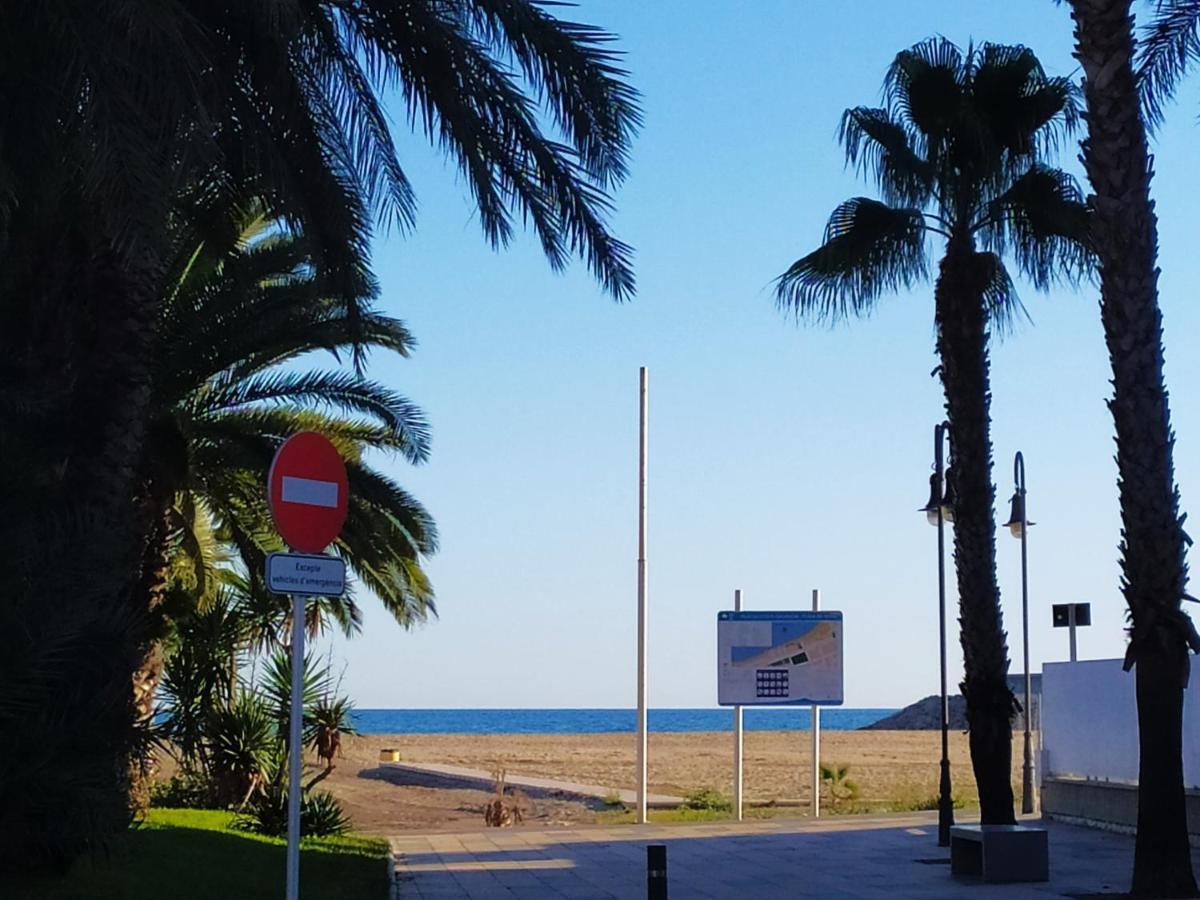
[733,589,744,822]
[636,367,649,825]
[811,588,820,819]
[286,593,305,900]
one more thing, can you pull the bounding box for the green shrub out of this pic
[301,791,353,836]
[682,788,732,812]
[234,753,350,838]
[149,773,215,809]
[236,788,351,838]
[819,763,860,812]
[601,790,625,809]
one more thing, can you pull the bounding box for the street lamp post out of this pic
[1003,452,1035,816]
[920,422,955,847]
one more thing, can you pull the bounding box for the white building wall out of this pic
[1042,658,1200,788]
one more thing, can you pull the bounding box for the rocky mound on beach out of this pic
[861,694,968,730]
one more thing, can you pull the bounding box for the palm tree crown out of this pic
[777,39,1089,324]
[0,1,642,301]
[150,205,438,641]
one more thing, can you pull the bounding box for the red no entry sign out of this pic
[268,432,349,553]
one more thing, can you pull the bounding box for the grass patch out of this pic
[6,808,390,900]
[594,806,734,825]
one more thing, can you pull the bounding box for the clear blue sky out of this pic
[320,0,1200,709]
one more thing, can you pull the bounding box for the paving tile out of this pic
[391,817,1200,899]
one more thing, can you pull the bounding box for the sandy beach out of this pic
[319,730,1025,834]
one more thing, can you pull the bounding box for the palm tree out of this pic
[142,205,439,729]
[0,2,638,870]
[152,207,438,622]
[775,39,1090,824]
[1069,1,1200,895]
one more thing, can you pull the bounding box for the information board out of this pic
[717,610,844,706]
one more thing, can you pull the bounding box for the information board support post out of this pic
[636,367,649,825]
[733,589,744,822]
[286,593,304,900]
[1068,604,1077,663]
[811,588,820,819]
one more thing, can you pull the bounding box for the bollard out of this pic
[647,844,667,899]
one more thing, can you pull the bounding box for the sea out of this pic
[351,708,895,735]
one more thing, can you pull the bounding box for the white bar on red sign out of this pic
[281,475,339,508]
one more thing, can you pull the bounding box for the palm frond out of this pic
[157,208,416,408]
[1137,0,1200,130]
[970,43,1080,156]
[342,461,439,555]
[979,166,1093,290]
[348,1,636,299]
[195,372,430,465]
[839,107,934,206]
[304,10,418,233]
[884,37,966,155]
[193,407,415,466]
[166,495,231,603]
[464,0,643,187]
[975,252,1028,336]
[776,199,928,322]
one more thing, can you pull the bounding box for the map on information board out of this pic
[717,611,844,706]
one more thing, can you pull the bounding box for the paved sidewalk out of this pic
[380,761,684,808]
[391,812,1196,898]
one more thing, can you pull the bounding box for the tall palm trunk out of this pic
[1070,1,1199,895]
[5,236,164,870]
[935,234,1016,825]
[130,510,175,814]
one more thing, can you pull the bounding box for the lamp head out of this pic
[921,473,942,526]
[941,465,957,524]
[1003,490,1028,538]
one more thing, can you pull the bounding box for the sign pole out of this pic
[286,593,305,900]
[1069,604,1077,663]
[811,588,820,819]
[733,589,744,822]
[266,432,350,900]
[636,367,649,825]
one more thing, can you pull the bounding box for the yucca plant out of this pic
[259,651,334,751]
[309,695,358,775]
[159,587,250,772]
[205,694,278,809]
[235,748,351,838]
